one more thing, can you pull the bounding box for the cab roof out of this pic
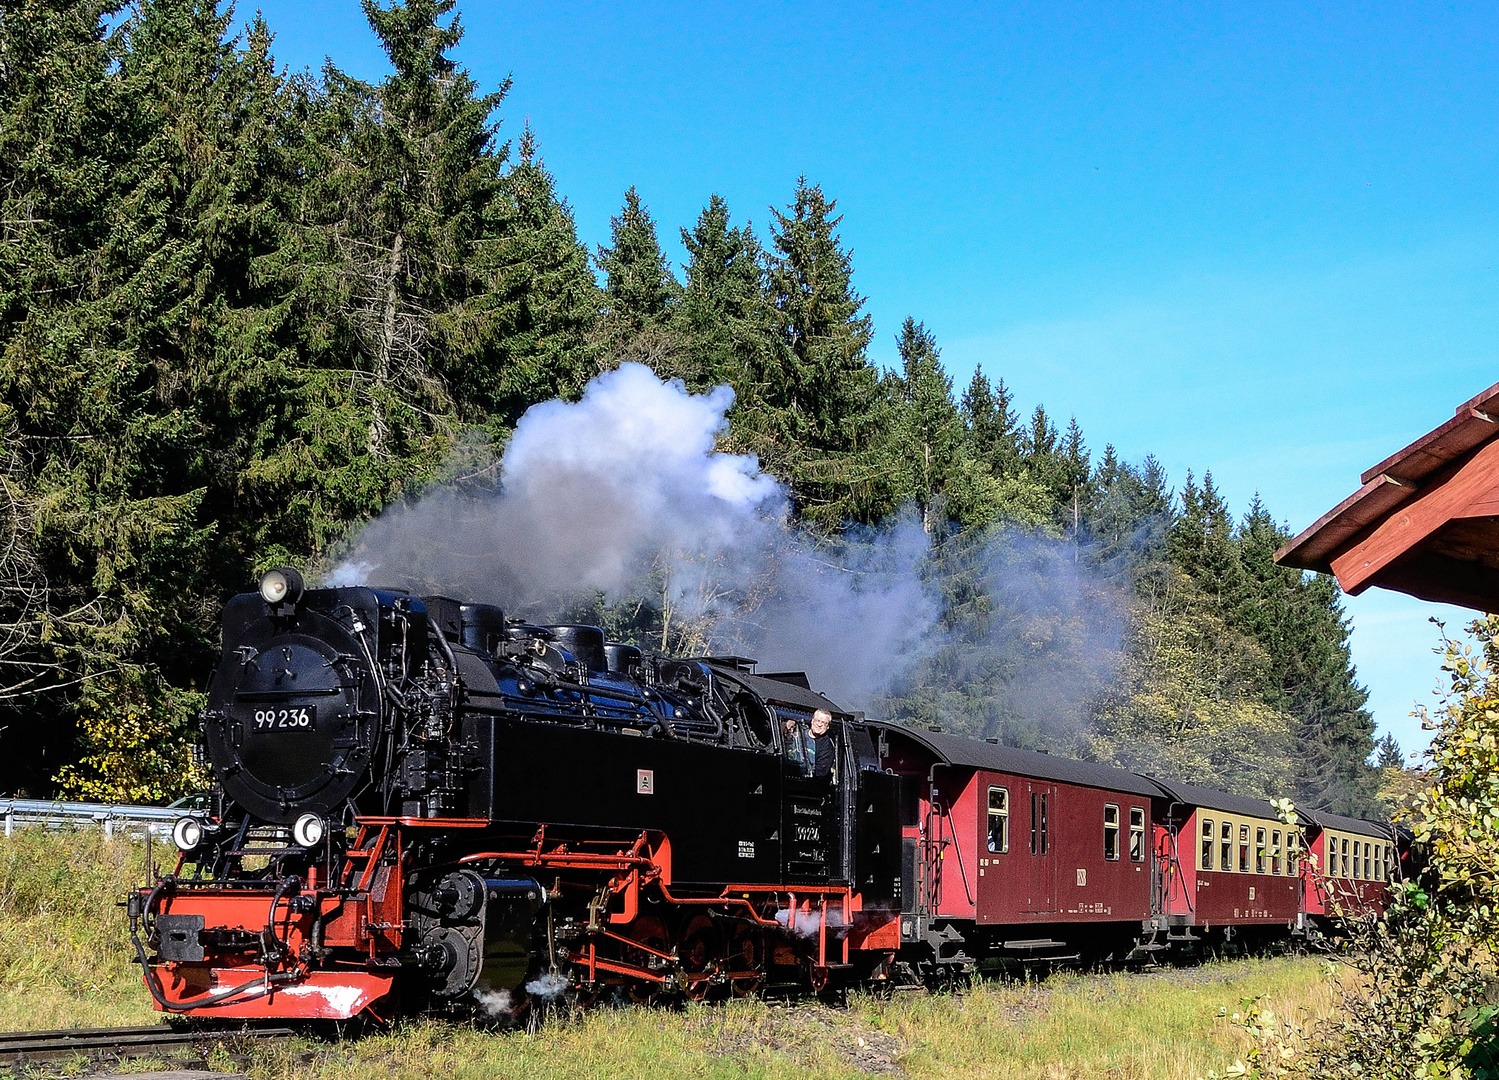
[712,666,848,717]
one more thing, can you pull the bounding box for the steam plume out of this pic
[328,363,1128,720]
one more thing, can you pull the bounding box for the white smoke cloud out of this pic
[472,987,514,1017]
[326,363,1132,723]
[328,363,941,711]
[524,972,569,1001]
[774,907,825,939]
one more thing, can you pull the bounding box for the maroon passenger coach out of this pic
[873,724,1171,971]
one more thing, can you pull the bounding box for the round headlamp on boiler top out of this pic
[259,566,304,607]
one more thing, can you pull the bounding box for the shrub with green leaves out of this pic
[1206,615,1499,1080]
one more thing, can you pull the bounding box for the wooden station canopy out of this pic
[1275,380,1499,613]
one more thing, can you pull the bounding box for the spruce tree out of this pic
[596,186,679,349]
[676,194,769,392]
[961,366,1022,477]
[746,177,886,524]
[1235,498,1380,815]
[759,177,877,453]
[470,127,601,422]
[887,318,977,530]
[314,0,508,442]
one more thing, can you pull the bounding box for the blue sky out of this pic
[243,0,1499,760]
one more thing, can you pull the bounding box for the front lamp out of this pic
[293,813,326,848]
[171,816,203,853]
[259,566,305,607]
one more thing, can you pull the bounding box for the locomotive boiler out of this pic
[132,570,905,1019]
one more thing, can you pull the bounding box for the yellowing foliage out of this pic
[53,670,208,804]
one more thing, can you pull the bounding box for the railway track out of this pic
[0,1023,296,1065]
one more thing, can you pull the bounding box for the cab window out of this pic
[1104,804,1120,861]
[987,786,1009,853]
[1129,807,1146,862]
[1201,818,1214,870]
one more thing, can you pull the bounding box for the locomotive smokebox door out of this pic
[204,590,397,824]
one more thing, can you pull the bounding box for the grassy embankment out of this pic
[0,829,1342,1079]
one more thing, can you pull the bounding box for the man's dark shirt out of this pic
[812,732,835,778]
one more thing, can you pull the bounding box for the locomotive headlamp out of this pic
[259,566,304,607]
[293,813,326,848]
[171,816,203,853]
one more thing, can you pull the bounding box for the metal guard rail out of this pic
[0,798,204,840]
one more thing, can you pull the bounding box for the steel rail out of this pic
[0,1023,295,1064]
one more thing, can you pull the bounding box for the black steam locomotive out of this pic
[132,569,1400,1021]
[134,571,905,1019]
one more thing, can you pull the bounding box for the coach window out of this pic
[1271,830,1282,875]
[1201,819,1214,870]
[1364,842,1372,880]
[1238,824,1250,873]
[987,786,1010,853]
[1286,833,1299,874]
[1221,821,1233,871]
[1130,807,1146,862]
[1104,804,1120,860]
[1039,793,1049,855]
[1255,827,1267,874]
[1030,792,1049,855]
[1341,838,1349,879]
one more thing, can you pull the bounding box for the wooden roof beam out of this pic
[1328,437,1499,595]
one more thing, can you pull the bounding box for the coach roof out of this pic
[879,724,1161,798]
[1302,808,1395,839]
[1144,777,1279,820]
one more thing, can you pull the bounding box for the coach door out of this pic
[1024,783,1057,914]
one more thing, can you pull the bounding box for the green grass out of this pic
[0,828,158,1030]
[0,829,1340,1079]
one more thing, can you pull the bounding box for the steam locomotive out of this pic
[131,571,1400,1020]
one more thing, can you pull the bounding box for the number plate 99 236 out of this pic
[252,706,316,730]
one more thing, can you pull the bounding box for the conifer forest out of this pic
[0,0,1385,816]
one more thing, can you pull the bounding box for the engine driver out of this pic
[810,709,835,779]
[784,709,837,781]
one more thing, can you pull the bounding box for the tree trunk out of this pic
[369,232,404,457]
